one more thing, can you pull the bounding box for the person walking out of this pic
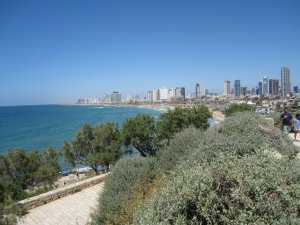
[280,107,292,135]
[293,113,300,141]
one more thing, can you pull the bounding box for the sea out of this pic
[0,104,163,155]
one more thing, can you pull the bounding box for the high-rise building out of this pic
[111,91,122,103]
[272,79,279,96]
[257,82,262,95]
[241,87,247,96]
[195,83,200,99]
[224,80,230,95]
[152,89,160,103]
[158,87,169,102]
[205,89,209,96]
[262,77,268,95]
[293,86,298,93]
[147,91,153,103]
[268,79,273,94]
[234,80,241,96]
[175,87,185,100]
[281,66,291,97]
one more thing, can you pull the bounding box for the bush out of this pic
[224,103,255,117]
[134,153,300,224]
[156,106,211,145]
[93,111,300,225]
[91,157,159,225]
[218,112,298,158]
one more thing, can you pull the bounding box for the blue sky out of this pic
[0,0,299,106]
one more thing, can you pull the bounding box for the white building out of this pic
[224,80,230,95]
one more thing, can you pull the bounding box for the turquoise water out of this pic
[0,105,162,154]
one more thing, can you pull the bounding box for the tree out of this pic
[121,114,157,157]
[156,106,211,145]
[34,147,61,187]
[188,105,212,129]
[224,103,255,117]
[5,149,29,189]
[61,123,121,173]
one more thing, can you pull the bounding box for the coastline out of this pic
[68,103,226,121]
[66,103,175,112]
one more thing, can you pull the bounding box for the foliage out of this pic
[268,112,282,129]
[156,106,211,145]
[134,153,300,225]
[1,147,61,194]
[121,114,157,157]
[157,127,207,172]
[93,111,300,224]
[224,103,255,117]
[61,123,122,173]
[218,112,298,158]
[0,147,60,224]
[91,157,158,225]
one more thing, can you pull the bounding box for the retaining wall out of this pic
[18,173,108,210]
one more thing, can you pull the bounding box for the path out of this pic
[18,182,104,225]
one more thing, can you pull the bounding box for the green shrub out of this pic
[134,153,300,224]
[218,112,298,158]
[156,106,211,145]
[91,157,158,225]
[157,127,206,173]
[267,112,282,129]
[224,103,255,117]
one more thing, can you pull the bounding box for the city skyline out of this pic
[0,0,300,106]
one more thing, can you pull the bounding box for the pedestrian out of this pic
[280,107,292,135]
[293,113,300,141]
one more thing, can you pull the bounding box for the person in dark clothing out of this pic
[280,107,292,135]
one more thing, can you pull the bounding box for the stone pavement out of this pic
[18,182,104,225]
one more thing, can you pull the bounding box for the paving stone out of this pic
[18,182,104,225]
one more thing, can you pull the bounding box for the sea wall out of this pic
[18,173,108,210]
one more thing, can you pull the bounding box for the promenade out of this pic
[17,181,104,225]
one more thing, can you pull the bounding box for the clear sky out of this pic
[0,0,299,106]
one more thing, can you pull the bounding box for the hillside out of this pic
[91,112,300,225]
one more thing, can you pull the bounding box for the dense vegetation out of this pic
[91,111,300,225]
[224,103,255,117]
[0,147,61,224]
[61,123,122,173]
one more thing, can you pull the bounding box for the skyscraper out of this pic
[262,77,268,95]
[175,87,185,100]
[272,79,279,96]
[281,66,291,97]
[241,87,247,96]
[268,79,273,95]
[111,91,122,103]
[224,80,230,95]
[257,82,262,95]
[147,91,153,103]
[195,83,200,99]
[293,86,298,93]
[234,80,241,96]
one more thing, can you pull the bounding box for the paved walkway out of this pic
[18,182,104,225]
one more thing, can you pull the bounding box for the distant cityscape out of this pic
[77,66,299,105]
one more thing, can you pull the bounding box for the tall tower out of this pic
[268,79,273,95]
[195,83,200,99]
[224,80,230,95]
[234,80,241,96]
[262,77,268,95]
[257,82,262,95]
[272,79,279,95]
[281,67,291,97]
